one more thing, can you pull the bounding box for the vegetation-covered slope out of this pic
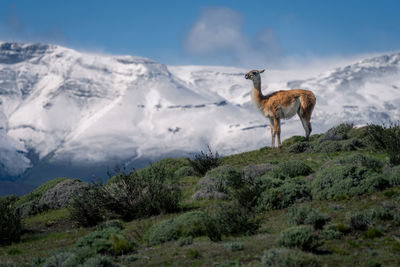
[1,123,400,266]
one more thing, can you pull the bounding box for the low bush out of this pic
[69,182,111,227]
[42,249,116,267]
[270,160,313,179]
[174,166,198,179]
[366,122,400,166]
[384,166,400,186]
[231,176,267,210]
[332,223,351,234]
[258,178,311,210]
[70,165,182,226]
[313,140,343,153]
[186,248,201,259]
[178,236,193,247]
[144,211,208,245]
[188,145,221,175]
[288,142,311,153]
[277,226,324,251]
[76,227,133,255]
[304,210,331,230]
[224,242,244,252]
[242,163,275,183]
[363,227,383,239]
[104,166,182,221]
[322,123,354,141]
[261,247,320,267]
[0,199,22,245]
[322,229,341,240]
[205,202,260,241]
[139,158,189,181]
[340,138,365,151]
[350,211,373,230]
[97,220,124,230]
[338,154,384,172]
[192,165,240,200]
[287,205,331,230]
[311,165,386,200]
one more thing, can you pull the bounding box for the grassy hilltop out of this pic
[1,123,400,266]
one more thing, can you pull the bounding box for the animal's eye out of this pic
[252,72,257,75]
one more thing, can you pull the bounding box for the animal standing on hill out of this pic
[245,69,316,148]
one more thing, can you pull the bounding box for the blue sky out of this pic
[1,0,400,67]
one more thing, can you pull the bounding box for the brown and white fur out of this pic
[245,69,316,148]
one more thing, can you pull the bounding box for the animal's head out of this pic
[245,69,265,81]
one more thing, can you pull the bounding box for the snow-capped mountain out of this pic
[1,42,399,195]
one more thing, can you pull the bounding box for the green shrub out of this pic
[206,165,242,190]
[350,211,373,230]
[0,200,22,245]
[80,255,115,267]
[42,249,116,267]
[224,242,244,252]
[43,251,76,267]
[258,178,311,210]
[188,145,221,175]
[144,211,208,245]
[322,229,341,240]
[286,205,312,225]
[70,165,182,226]
[287,205,331,230]
[366,122,400,166]
[304,210,331,230]
[205,202,260,241]
[261,247,320,267]
[323,123,354,141]
[313,140,343,153]
[282,135,306,147]
[69,182,111,227]
[174,166,198,179]
[0,195,19,206]
[333,223,351,234]
[186,248,201,259]
[340,138,365,151]
[277,226,324,251]
[76,227,133,255]
[363,227,383,239]
[288,142,311,153]
[338,154,384,172]
[138,158,189,181]
[192,165,241,200]
[178,236,193,247]
[144,219,178,245]
[271,160,312,179]
[384,166,400,186]
[97,220,124,230]
[311,165,385,200]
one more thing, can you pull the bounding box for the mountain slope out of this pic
[0,42,399,194]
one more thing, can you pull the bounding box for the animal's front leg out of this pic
[269,118,275,147]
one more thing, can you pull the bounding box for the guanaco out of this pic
[245,69,316,148]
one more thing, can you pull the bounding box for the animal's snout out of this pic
[245,73,249,79]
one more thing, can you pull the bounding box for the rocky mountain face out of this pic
[1,42,399,195]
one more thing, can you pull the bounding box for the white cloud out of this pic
[184,7,283,67]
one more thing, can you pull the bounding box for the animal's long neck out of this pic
[252,79,266,109]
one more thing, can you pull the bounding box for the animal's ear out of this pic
[259,69,265,73]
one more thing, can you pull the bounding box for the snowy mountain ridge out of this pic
[1,42,399,195]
